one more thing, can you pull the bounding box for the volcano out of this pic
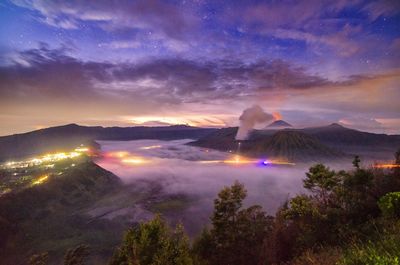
[189,123,400,162]
[266,120,292,129]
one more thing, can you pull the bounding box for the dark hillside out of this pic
[0,160,122,264]
[190,128,344,162]
[248,130,344,161]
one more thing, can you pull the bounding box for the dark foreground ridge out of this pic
[0,158,122,264]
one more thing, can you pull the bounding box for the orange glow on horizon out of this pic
[199,155,258,165]
[373,164,400,169]
[123,114,231,128]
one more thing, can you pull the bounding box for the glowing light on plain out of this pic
[140,145,162,150]
[121,157,149,165]
[32,175,49,185]
[106,151,130,158]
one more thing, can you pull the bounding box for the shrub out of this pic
[378,192,400,218]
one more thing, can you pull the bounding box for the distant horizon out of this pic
[2,120,399,137]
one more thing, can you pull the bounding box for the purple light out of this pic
[261,160,270,166]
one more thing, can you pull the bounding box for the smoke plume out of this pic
[272,112,282,121]
[235,105,273,140]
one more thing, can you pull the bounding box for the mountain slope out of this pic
[302,123,400,160]
[0,160,122,264]
[304,123,399,147]
[190,127,344,162]
[187,127,239,151]
[248,130,343,161]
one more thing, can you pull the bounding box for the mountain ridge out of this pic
[0,124,218,161]
[190,124,400,162]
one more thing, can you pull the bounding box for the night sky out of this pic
[1,0,399,135]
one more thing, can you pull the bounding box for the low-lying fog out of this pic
[94,139,352,234]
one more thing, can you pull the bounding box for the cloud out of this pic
[271,24,361,57]
[0,43,112,101]
[224,0,363,31]
[8,0,400,67]
[339,117,384,131]
[362,0,400,21]
[98,40,141,50]
[1,44,369,106]
[10,0,198,40]
[220,0,400,59]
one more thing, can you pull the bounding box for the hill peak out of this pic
[267,120,292,128]
[329,123,344,128]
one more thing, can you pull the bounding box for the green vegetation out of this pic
[378,192,400,218]
[148,196,193,213]
[63,245,90,265]
[193,181,273,265]
[109,215,192,265]
[340,232,400,265]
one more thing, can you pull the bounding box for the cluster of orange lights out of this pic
[373,164,400,169]
[2,146,91,169]
[198,155,295,166]
[105,151,130,158]
[32,175,49,185]
[198,155,259,165]
[139,145,162,150]
[104,150,297,167]
[104,151,150,165]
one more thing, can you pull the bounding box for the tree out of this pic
[303,164,341,205]
[63,245,89,265]
[395,149,400,165]
[262,206,298,264]
[281,195,320,220]
[109,215,192,265]
[352,156,361,170]
[280,195,327,250]
[195,181,272,265]
[394,148,400,177]
[29,252,48,265]
[340,166,376,223]
[378,192,400,218]
[211,181,247,245]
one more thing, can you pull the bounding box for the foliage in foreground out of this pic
[339,221,400,265]
[193,181,273,265]
[109,215,192,265]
